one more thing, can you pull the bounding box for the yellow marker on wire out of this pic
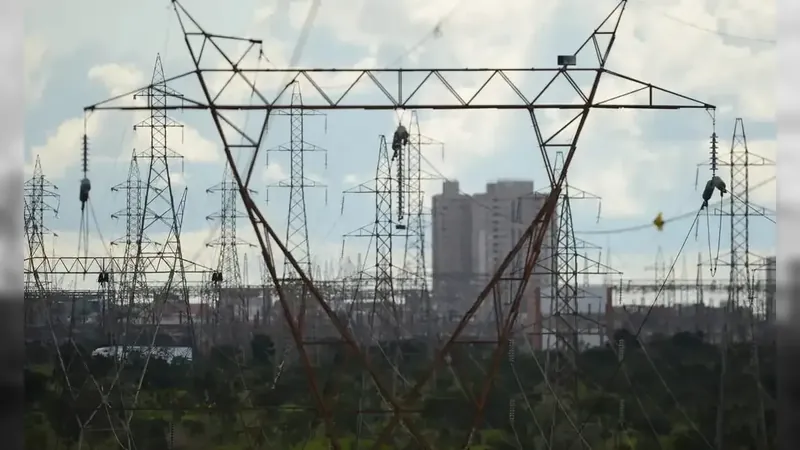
[652,212,665,231]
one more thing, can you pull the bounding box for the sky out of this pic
[23,0,777,291]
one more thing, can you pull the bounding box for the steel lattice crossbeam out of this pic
[24,256,214,275]
[86,67,714,112]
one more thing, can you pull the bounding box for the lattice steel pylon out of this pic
[206,164,256,342]
[645,246,675,307]
[110,151,150,333]
[400,112,441,337]
[342,135,408,444]
[343,135,400,339]
[84,1,715,447]
[531,151,620,446]
[266,81,327,382]
[711,117,773,450]
[267,81,327,330]
[23,156,60,321]
[537,150,616,342]
[716,118,774,330]
[124,53,196,350]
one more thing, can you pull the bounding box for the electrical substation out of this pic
[24,1,777,449]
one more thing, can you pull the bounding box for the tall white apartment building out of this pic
[431,180,555,321]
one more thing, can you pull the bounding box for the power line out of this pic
[420,148,773,236]
[632,0,776,44]
[574,176,775,235]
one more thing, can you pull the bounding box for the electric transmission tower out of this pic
[713,118,774,332]
[342,135,407,441]
[343,135,400,339]
[538,150,616,345]
[531,150,619,441]
[399,112,442,337]
[710,117,773,450]
[206,165,256,343]
[23,156,60,322]
[110,152,149,332]
[126,53,194,345]
[266,80,327,332]
[266,81,327,383]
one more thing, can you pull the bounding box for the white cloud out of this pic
[171,171,189,187]
[263,162,287,183]
[27,61,221,179]
[88,62,221,163]
[88,63,145,98]
[24,35,49,106]
[610,0,775,122]
[254,4,276,24]
[573,160,640,218]
[27,114,103,178]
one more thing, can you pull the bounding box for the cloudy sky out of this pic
[24,0,776,290]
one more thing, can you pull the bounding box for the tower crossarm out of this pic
[616,281,763,293]
[85,68,714,112]
[24,255,214,275]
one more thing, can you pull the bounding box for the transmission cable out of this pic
[619,311,714,448]
[384,0,465,68]
[574,175,775,235]
[631,0,776,44]
[312,0,465,90]
[564,208,712,448]
[728,191,776,223]
[420,149,774,239]
[705,206,723,276]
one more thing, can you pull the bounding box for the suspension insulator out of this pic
[709,132,718,174]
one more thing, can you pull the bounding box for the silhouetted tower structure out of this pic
[535,150,618,442]
[712,117,773,450]
[129,54,191,331]
[343,135,404,439]
[23,156,60,322]
[206,165,255,330]
[267,81,327,329]
[400,112,435,335]
[540,151,613,338]
[344,135,399,338]
[715,118,773,324]
[646,247,675,306]
[110,153,149,307]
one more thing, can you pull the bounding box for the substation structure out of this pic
[73,0,720,448]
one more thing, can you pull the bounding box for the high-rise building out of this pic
[431,180,554,321]
[431,181,475,311]
[765,256,776,323]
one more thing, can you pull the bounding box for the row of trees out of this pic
[25,330,776,449]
